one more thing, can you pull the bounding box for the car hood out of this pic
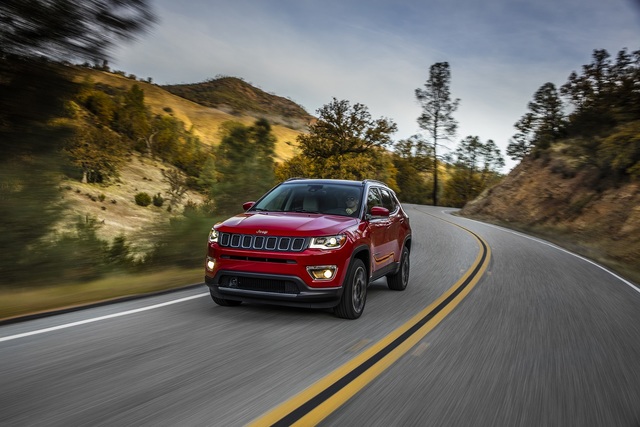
[215,212,358,236]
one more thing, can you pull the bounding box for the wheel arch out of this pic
[349,244,371,279]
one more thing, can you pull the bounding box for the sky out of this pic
[111,0,640,172]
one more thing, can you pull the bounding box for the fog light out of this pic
[307,265,337,280]
[206,257,215,271]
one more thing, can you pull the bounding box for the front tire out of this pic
[387,246,409,291]
[335,258,367,319]
[210,288,242,306]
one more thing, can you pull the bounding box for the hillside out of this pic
[460,156,640,283]
[58,152,207,254]
[57,67,314,252]
[163,76,314,131]
[69,67,307,162]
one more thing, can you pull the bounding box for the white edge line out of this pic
[0,293,209,343]
[443,210,640,295]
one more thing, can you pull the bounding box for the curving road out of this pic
[1,205,639,426]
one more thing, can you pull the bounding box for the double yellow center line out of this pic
[250,219,491,426]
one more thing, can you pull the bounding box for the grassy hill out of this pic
[163,76,314,131]
[69,68,307,162]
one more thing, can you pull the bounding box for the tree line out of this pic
[275,63,505,208]
[506,48,640,184]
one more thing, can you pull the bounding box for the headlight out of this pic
[309,234,346,249]
[208,228,219,243]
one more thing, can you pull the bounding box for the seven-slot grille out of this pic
[218,232,308,252]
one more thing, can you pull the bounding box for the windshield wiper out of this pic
[293,209,320,214]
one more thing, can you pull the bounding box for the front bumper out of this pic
[205,271,344,309]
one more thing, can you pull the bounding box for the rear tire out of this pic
[387,246,409,291]
[210,288,242,306]
[334,258,367,319]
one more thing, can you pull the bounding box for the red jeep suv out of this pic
[204,178,412,319]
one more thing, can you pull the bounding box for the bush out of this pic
[134,192,152,206]
[153,193,164,207]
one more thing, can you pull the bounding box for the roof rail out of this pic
[362,179,388,187]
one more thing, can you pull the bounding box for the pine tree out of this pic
[415,62,460,206]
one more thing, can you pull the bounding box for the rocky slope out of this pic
[461,156,640,283]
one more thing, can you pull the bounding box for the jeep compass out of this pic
[204,178,411,319]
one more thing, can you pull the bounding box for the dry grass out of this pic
[0,268,203,322]
[57,152,207,253]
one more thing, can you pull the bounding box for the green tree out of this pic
[392,136,433,204]
[507,82,565,160]
[598,121,640,181]
[64,125,127,183]
[113,84,151,143]
[84,90,117,126]
[197,156,218,192]
[39,216,109,283]
[416,62,460,206]
[214,120,278,214]
[249,118,277,185]
[162,169,188,210]
[479,139,505,187]
[561,49,611,112]
[443,136,505,207]
[107,235,132,268]
[295,98,397,179]
[275,154,313,181]
[561,48,640,137]
[173,130,208,178]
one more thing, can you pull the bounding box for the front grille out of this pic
[219,275,299,294]
[219,232,308,252]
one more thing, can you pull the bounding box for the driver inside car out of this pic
[345,193,359,215]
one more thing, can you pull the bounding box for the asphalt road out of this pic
[1,205,639,426]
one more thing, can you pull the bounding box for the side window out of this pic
[379,188,397,213]
[366,187,383,214]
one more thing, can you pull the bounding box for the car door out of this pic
[379,187,402,263]
[365,187,394,272]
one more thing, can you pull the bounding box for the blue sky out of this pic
[112,0,640,171]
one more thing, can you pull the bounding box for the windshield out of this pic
[251,182,363,217]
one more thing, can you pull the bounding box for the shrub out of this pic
[134,192,152,206]
[153,193,164,207]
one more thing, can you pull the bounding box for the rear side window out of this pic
[379,188,397,213]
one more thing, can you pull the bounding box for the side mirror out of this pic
[370,206,390,217]
[243,201,256,211]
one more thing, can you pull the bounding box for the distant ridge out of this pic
[163,76,314,130]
